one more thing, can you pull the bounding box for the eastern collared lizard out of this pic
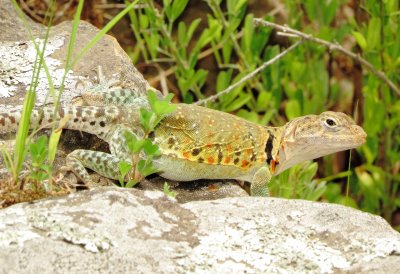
[0,77,366,196]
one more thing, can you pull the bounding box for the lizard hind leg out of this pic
[65,149,122,186]
[65,127,146,187]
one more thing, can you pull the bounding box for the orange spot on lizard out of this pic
[241,160,249,168]
[207,157,215,164]
[224,156,231,164]
[182,151,190,159]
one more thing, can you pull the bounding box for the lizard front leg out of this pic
[250,166,271,196]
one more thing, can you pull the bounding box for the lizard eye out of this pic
[324,118,337,127]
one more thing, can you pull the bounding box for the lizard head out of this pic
[275,111,366,175]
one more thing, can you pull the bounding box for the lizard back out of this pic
[152,104,269,170]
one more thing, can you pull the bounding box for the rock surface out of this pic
[0,0,149,105]
[0,188,399,273]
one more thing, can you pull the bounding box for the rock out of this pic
[0,0,149,105]
[0,188,399,273]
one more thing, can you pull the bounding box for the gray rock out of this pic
[0,0,149,105]
[0,188,399,273]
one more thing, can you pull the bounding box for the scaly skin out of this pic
[0,77,367,196]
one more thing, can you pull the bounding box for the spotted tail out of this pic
[0,106,123,140]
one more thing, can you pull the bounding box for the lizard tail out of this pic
[0,105,123,136]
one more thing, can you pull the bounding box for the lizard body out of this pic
[0,79,366,196]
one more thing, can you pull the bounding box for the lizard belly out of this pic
[152,155,258,182]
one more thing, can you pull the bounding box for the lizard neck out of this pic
[273,120,309,175]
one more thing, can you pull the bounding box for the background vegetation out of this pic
[15,0,400,229]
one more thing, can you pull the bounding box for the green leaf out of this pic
[147,89,159,109]
[164,0,172,20]
[227,0,247,16]
[187,18,201,45]
[256,91,271,112]
[242,14,254,56]
[216,70,233,92]
[178,21,186,46]
[367,17,381,50]
[236,109,259,123]
[219,72,247,107]
[188,49,200,70]
[304,181,327,201]
[285,100,301,120]
[144,33,160,59]
[164,93,175,103]
[143,140,160,156]
[171,0,189,21]
[224,93,251,112]
[139,13,149,29]
[48,115,69,165]
[125,131,146,153]
[222,42,233,63]
[139,108,154,132]
[48,129,62,165]
[234,0,247,14]
[30,135,48,163]
[125,179,139,188]
[137,159,158,177]
[163,182,177,198]
[339,196,358,208]
[119,161,132,177]
[195,19,220,50]
[192,69,208,87]
[353,31,367,50]
[147,91,175,120]
[259,109,276,125]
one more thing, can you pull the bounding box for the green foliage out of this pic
[28,135,51,183]
[129,0,400,226]
[119,90,176,187]
[163,182,177,198]
[270,161,327,201]
[140,91,176,132]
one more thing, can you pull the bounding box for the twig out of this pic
[253,18,400,97]
[195,40,303,105]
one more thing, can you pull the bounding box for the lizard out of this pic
[0,76,367,196]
